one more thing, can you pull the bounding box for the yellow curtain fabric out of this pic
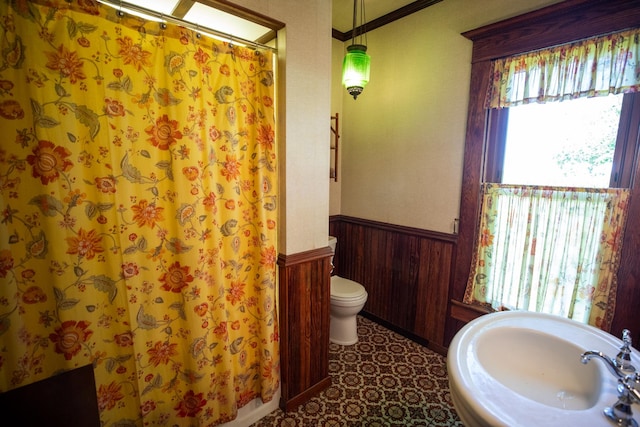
[464,184,629,330]
[487,27,640,108]
[0,0,279,425]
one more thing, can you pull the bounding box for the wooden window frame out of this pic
[446,0,640,344]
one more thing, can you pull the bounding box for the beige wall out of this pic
[232,0,333,255]
[224,0,567,254]
[330,37,344,216]
[332,0,563,233]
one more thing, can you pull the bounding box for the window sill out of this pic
[450,299,491,324]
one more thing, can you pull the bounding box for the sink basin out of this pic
[476,327,601,410]
[447,311,635,427]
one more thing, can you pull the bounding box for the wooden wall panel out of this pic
[414,238,453,349]
[330,216,455,353]
[277,247,332,411]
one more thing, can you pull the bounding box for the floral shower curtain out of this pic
[0,0,279,425]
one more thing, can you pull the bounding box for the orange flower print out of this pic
[45,44,86,83]
[113,331,134,347]
[121,262,139,279]
[104,98,126,117]
[182,166,199,181]
[145,114,183,150]
[240,80,256,96]
[257,124,275,151]
[262,359,274,380]
[221,155,241,182]
[226,281,245,305]
[97,381,124,412]
[95,176,116,193]
[66,228,104,260]
[22,286,47,304]
[159,262,194,293]
[116,36,152,71]
[194,303,208,317]
[0,100,24,119]
[260,246,277,269]
[479,228,494,247]
[141,400,157,417]
[175,390,206,418]
[0,80,14,92]
[147,340,178,367]
[27,140,73,184]
[131,200,164,228]
[219,64,230,76]
[0,249,13,277]
[49,320,93,360]
[77,37,90,48]
[203,192,217,213]
[213,321,228,340]
[193,48,210,67]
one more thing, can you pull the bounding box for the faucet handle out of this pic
[615,329,636,374]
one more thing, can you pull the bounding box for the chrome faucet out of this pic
[616,330,636,373]
[581,329,640,427]
[581,351,628,379]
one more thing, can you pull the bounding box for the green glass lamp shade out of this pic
[342,44,370,100]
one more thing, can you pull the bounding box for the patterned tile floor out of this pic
[251,316,463,427]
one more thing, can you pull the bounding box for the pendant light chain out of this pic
[351,0,367,47]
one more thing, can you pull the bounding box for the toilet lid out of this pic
[331,276,366,299]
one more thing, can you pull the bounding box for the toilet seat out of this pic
[329,274,368,345]
[331,276,367,301]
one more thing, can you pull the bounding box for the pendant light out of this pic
[342,0,370,100]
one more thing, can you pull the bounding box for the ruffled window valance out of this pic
[486,27,640,108]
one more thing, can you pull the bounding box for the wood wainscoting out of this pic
[329,215,456,354]
[277,246,332,411]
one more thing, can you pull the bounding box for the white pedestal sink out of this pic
[447,311,636,427]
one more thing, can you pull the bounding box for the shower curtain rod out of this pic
[96,0,277,51]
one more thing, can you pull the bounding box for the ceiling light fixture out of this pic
[342,0,370,100]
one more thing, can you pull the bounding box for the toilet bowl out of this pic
[328,236,368,345]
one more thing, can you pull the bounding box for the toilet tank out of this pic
[328,236,337,273]
[328,236,337,253]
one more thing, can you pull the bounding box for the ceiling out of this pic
[112,0,435,44]
[332,0,416,34]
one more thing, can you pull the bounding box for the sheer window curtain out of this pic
[464,184,629,329]
[464,27,638,329]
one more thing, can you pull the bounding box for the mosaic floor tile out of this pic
[250,316,463,427]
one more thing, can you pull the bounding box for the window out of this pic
[467,92,639,326]
[500,95,623,188]
[453,0,640,338]
[485,93,640,189]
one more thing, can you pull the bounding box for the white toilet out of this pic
[328,236,368,345]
